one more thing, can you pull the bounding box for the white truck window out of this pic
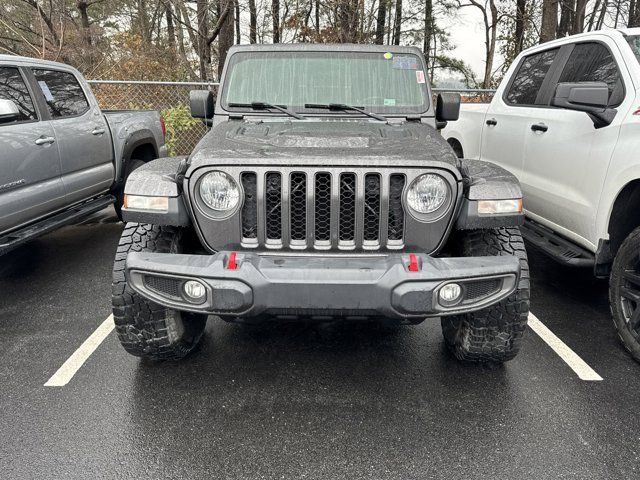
[505,49,559,106]
[556,42,623,106]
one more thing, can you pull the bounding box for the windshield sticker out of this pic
[384,98,396,106]
[383,52,393,60]
[392,56,418,70]
[38,81,54,102]
[416,70,426,84]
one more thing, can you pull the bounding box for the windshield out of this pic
[221,51,430,115]
[627,35,640,63]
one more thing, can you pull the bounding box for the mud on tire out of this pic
[441,227,530,363]
[111,223,207,361]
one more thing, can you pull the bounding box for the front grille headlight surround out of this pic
[406,173,452,221]
[198,170,241,217]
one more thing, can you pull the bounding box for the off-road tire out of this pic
[112,223,207,361]
[609,226,640,363]
[113,159,145,221]
[441,227,530,363]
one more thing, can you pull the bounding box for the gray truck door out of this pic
[0,66,66,234]
[31,68,114,206]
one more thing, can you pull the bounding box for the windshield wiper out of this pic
[304,103,387,122]
[228,102,306,120]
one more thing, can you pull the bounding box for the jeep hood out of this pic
[188,119,460,172]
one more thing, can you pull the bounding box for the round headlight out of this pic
[406,174,448,214]
[199,171,240,212]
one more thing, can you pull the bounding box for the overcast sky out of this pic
[440,9,496,79]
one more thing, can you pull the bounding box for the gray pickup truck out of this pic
[0,55,167,254]
[114,44,530,365]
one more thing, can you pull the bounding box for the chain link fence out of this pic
[88,80,218,156]
[88,80,494,156]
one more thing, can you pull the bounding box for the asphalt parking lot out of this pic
[1,209,640,479]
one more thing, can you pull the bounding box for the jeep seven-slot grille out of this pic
[241,170,407,250]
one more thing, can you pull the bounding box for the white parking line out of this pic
[528,312,603,382]
[44,315,115,387]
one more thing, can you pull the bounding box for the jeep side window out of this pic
[0,67,37,124]
[556,42,623,107]
[505,48,559,106]
[32,69,89,118]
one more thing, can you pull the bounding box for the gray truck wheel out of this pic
[609,226,640,362]
[113,159,145,221]
[441,227,530,363]
[111,223,207,361]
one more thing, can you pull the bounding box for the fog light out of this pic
[439,283,462,306]
[183,280,206,303]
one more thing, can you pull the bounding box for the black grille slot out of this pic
[465,279,501,300]
[339,173,356,241]
[144,275,181,298]
[290,173,307,241]
[315,173,331,241]
[265,173,282,240]
[388,174,406,241]
[363,174,381,242]
[241,173,257,239]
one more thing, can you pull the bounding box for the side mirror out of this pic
[0,99,20,124]
[435,93,461,129]
[551,82,616,128]
[189,90,215,122]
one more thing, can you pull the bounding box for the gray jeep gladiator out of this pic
[0,55,166,255]
[114,44,530,364]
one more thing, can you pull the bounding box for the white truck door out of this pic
[521,40,629,249]
[480,48,561,182]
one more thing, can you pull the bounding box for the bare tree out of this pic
[540,0,557,43]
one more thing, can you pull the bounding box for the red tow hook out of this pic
[408,253,419,272]
[227,251,238,270]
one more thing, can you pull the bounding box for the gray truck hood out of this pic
[188,119,460,172]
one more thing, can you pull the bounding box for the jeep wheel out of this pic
[441,227,530,363]
[113,159,145,221]
[609,226,640,363]
[111,223,207,361]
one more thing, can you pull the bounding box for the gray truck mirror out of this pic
[0,99,20,123]
[189,90,215,120]
[551,82,615,128]
[435,93,461,129]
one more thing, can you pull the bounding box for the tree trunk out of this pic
[76,1,92,47]
[483,0,498,89]
[338,0,359,43]
[573,0,586,33]
[392,0,402,45]
[249,0,257,43]
[272,0,280,42]
[196,0,211,80]
[557,0,575,37]
[165,1,176,52]
[514,0,526,54]
[630,0,640,27]
[375,0,387,45]
[423,0,433,67]
[540,0,558,43]
[235,0,241,44]
[218,0,235,78]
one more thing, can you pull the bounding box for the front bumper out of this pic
[125,252,520,320]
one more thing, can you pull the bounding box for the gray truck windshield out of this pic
[221,51,430,115]
[627,35,640,63]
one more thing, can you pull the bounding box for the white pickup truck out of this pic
[443,28,640,361]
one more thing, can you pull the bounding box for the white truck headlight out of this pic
[477,199,523,215]
[124,194,169,212]
[407,174,448,214]
[199,171,240,211]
